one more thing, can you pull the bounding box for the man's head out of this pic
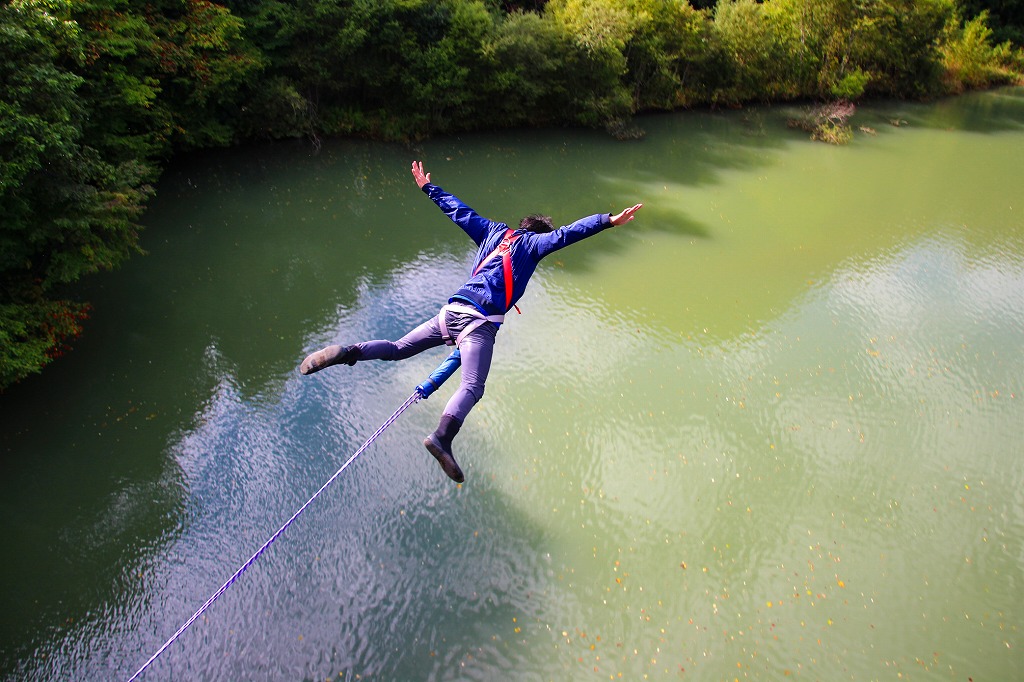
[520,214,554,234]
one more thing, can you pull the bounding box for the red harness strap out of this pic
[473,228,521,312]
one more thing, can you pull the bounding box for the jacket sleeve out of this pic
[422,183,499,247]
[530,213,613,259]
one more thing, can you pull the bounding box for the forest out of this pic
[2,0,1022,389]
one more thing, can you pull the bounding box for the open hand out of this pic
[611,203,643,226]
[411,160,431,189]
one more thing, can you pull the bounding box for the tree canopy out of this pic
[2,0,1022,388]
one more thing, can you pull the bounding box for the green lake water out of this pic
[2,88,1022,681]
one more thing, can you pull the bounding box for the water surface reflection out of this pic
[1,89,1022,681]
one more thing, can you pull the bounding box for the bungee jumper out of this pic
[125,162,640,681]
[300,161,643,483]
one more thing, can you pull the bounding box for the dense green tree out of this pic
[202,0,1024,138]
[712,0,940,102]
[941,9,1021,91]
[1,0,150,387]
[852,0,952,97]
[544,0,634,125]
[74,2,167,163]
[2,0,1021,387]
[768,0,859,97]
[484,10,578,126]
[71,0,261,155]
[146,0,264,148]
[714,0,801,101]
[1,0,258,389]
[498,0,549,13]
[404,0,497,133]
[960,0,1024,45]
[623,0,723,108]
[234,0,500,139]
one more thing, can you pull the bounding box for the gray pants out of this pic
[354,309,497,422]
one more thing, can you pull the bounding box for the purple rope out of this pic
[126,390,422,682]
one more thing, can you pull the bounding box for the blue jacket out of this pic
[423,183,613,317]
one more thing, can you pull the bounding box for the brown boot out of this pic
[300,345,360,375]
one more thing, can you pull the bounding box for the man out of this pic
[301,161,642,483]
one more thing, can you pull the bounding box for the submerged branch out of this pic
[788,100,856,145]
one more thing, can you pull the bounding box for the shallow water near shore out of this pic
[2,88,1022,680]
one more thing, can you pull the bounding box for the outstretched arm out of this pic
[531,202,643,259]
[611,203,643,226]
[411,160,497,246]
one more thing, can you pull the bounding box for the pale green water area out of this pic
[2,88,1023,681]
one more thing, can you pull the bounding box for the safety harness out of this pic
[439,228,520,347]
[473,228,521,311]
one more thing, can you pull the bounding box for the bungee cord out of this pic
[126,350,461,681]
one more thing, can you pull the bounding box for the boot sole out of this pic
[300,346,356,375]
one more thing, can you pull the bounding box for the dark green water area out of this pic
[2,88,1022,680]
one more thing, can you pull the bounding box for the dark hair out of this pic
[519,214,554,234]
